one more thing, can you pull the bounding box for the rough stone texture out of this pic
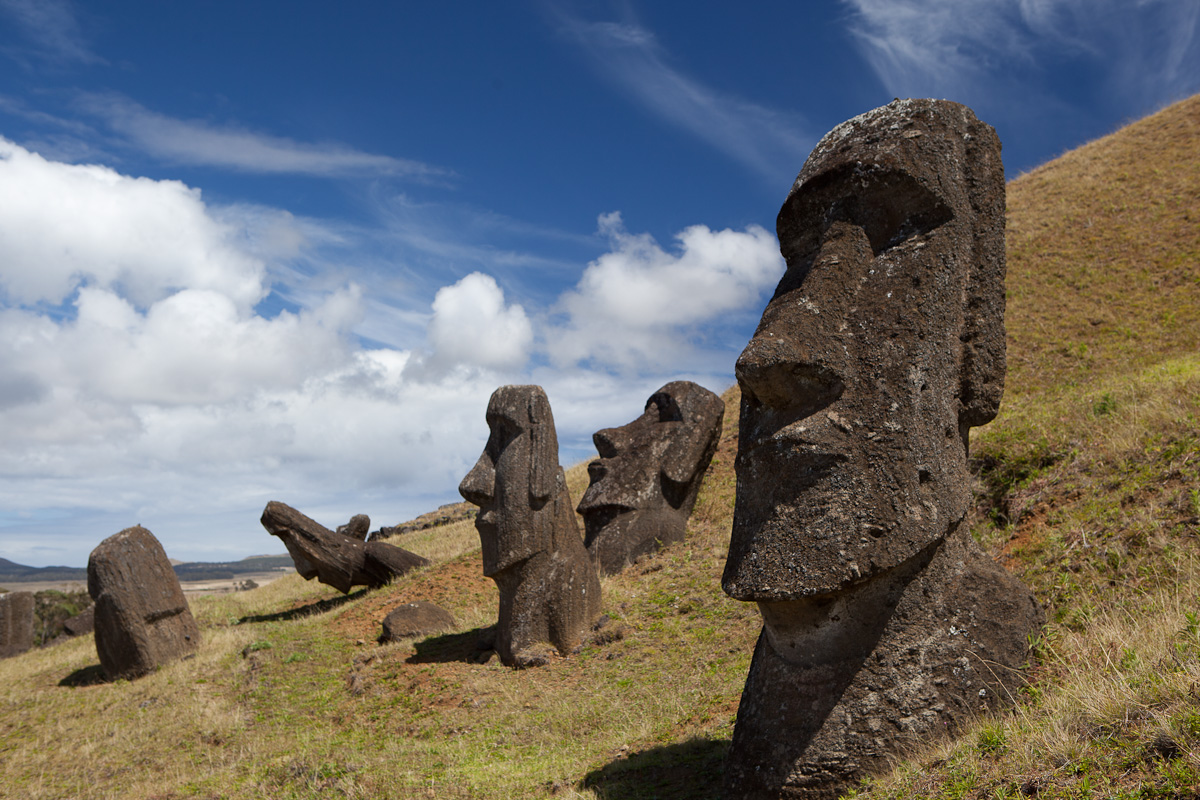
[459,385,602,667]
[63,605,96,637]
[336,514,371,541]
[722,99,1044,799]
[260,502,429,593]
[579,381,724,574]
[87,526,200,680]
[0,591,34,658]
[379,601,456,642]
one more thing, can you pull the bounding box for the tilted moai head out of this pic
[88,525,200,681]
[459,385,601,666]
[721,99,1041,798]
[578,381,724,574]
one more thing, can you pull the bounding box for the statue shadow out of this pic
[59,664,108,687]
[406,626,494,664]
[581,737,728,800]
[237,588,367,624]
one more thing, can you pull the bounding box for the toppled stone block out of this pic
[459,385,602,668]
[579,380,724,574]
[0,591,34,658]
[88,526,200,680]
[722,99,1043,799]
[260,501,429,593]
[379,601,456,642]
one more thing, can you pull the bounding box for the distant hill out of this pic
[0,554,291,584]
[0,557,87,583]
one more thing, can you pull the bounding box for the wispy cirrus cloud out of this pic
[842,0,1200,115]
[552,8,812,182]
[0,0,102,68]
[76,93,451,180]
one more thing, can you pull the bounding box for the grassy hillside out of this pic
[2,95,1200,799]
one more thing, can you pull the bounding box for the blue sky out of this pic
[0,0,1197,567]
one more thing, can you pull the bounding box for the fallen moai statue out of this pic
[578,380,724,574]
[0,590,34,658]
[88,526,200,680]
[459,385,601,667]
[721,98,1044,799]
[260,502,429,593]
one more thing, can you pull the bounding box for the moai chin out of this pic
[459,385,601,667]
[722,99,1044,799]
[578,380,724,575]
[88,525,200,681]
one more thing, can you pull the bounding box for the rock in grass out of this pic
[379,601,455,643]
[88,526,199,680]
[0,591,34,658]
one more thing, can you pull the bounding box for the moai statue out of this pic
[0,591,35,658]
[578,380,724,574]
[722,99,1044,799]
[88,526,200,680]
[459,385,601,667]
[260,503,429,593]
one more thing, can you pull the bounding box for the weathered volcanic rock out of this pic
[579,380,724,574]
[379,601,456,642]
[0,591,34,658]
[336,514,371,541]
[260,501,429,593]
[63,605,95,637]
[722,99,1043,799]
[459,385,602,668]
[88,526,200,680]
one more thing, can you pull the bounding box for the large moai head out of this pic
[719,99,1036,800]
[724,98,1005,603]
[578,380,724,574]
[87,525,200,680]
[459,385,566,577]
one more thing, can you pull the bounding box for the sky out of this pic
[0,0,1197,567]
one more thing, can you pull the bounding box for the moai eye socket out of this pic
[778,165,954,268]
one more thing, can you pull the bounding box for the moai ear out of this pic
[958,116,1007,429]
[662,387,724,487]
[527,388,559,504]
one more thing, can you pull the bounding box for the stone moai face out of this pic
[88,525,200,681]
[724,98,1006,604]
[578,380,724,574]
[721,99,1036,799]
[459,385,563,577]
[459,384,602,667]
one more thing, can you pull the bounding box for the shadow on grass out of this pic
[581,736,728,800]
[237,588,367,624]
[59,663,107,687]
[406,625,493,664]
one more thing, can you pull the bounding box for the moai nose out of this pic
[458,453,495,507]
[592,426,631,458]
[735,335,843,413]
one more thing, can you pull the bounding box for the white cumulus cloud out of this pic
[546,212,783,371]
[0,137,266,308]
